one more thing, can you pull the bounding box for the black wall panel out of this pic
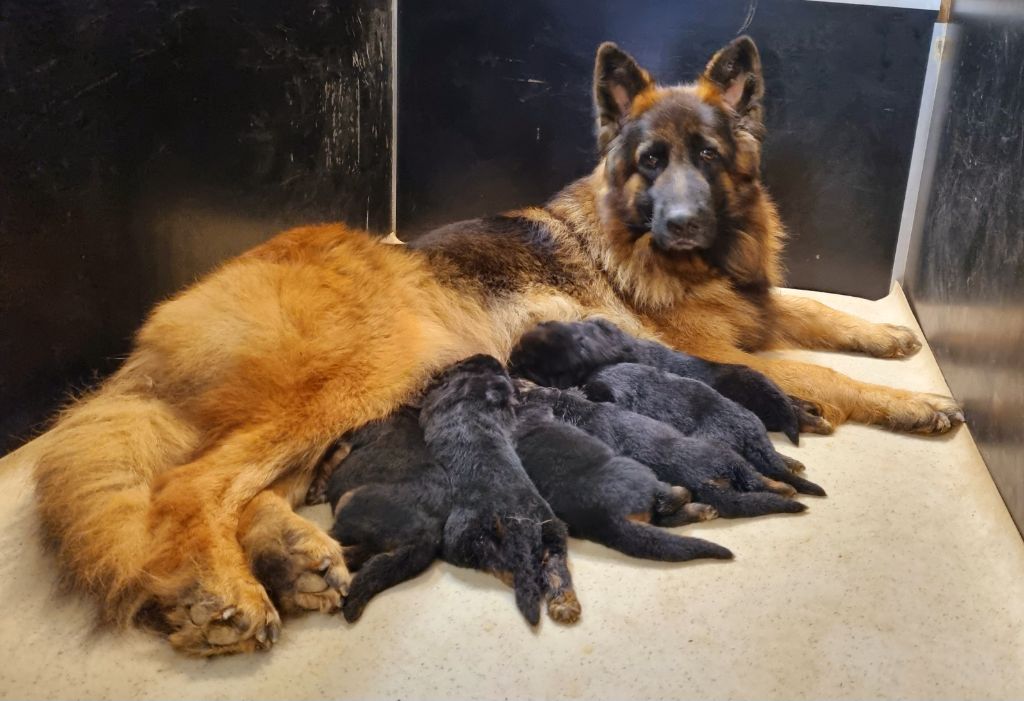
[903,0,1024,534]
[0,0,392,453]
[396,0,934,298]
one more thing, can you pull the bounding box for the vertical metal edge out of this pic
[390,0,398,235]
[890,22,948,286]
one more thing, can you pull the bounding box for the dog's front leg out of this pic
[767,293,922,358]
[698,345,962,435]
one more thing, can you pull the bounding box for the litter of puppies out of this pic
[309,319,824,624]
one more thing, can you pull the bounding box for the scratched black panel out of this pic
[397,0,933,298]
[0,0,391,453]
[903,1,1024,534]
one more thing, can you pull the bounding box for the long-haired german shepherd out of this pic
[29,37,962,655]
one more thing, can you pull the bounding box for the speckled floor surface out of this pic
[1,285,1022,700]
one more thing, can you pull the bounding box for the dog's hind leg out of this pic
[144,426,328,655]
[653,484,718,526]
[341,539,439,622]
[696,484,807,518]
[539,519,581,624]
[769,294,923,359]
[588,519,732,562]
[239,472,350,618]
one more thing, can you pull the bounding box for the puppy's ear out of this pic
[485,380,513,407]
[583,380,616,403]
[594,42,656,152]
[698,36,765,140]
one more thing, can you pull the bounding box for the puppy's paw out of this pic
[682,502,719,522]
[713,366,800,443]
[546,590,582,624]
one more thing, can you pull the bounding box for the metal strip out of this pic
[891,23,949,285]
[804,0,940,10]
[390,0,399,235]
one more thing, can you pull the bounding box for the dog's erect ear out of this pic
[594,42,656,151]
[699,36,765,137]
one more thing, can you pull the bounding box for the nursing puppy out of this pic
[419,355,580,625]
[518,383,807,518]
[510,319,829,440]
[514,403,732,562]
[319,408,450,623]
[585,364,826,497]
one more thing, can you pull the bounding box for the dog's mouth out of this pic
[648,232,707,255]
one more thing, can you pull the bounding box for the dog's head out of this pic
[594,37,766,256]
[509,319,635,388]
[421,354,518,424]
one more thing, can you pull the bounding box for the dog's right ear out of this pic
[593,43,656,152]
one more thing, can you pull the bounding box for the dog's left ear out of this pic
[699,36,765,137]
[594,42,656,152]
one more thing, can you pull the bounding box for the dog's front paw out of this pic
[869,324,923,359]
[888,393,965,434]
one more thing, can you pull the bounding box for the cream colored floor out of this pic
[1,285,1023,700]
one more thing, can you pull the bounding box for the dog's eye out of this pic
[639,151,662,172]
[699,147,719,163]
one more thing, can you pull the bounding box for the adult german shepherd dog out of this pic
[30,37,962,655]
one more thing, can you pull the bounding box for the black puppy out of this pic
[514,403,733,562]
[419,355,580,626]
[585,363,826,496]
[518,383,807,518]
[320,408,450,623]
[509,319,832,440]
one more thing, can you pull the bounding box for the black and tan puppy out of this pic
[419,355,580,626]
[584,363,826,497]
[510,319,831,440]
[518,383,807,518]
[514,403,732,562]
[318,408,450,623]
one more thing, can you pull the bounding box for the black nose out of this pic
[665,210,703,238]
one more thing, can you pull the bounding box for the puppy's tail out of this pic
[589,520,733,562]
[698,485,807,518]
[342,537,439,623]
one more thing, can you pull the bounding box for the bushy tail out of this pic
[698,485,807,518]
[589,520,733,562]
[32,374,199,625]
[342,538,439,622]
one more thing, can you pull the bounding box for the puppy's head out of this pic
[594,37,765,255]
[509,319,634,388]
[421,354,517,425]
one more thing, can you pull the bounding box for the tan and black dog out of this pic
[30,37,962,656]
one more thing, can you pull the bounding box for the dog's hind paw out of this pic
[247,518,350,615]
[790,396,834,435]
[547,590,582,624]
[162,579,282,656]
